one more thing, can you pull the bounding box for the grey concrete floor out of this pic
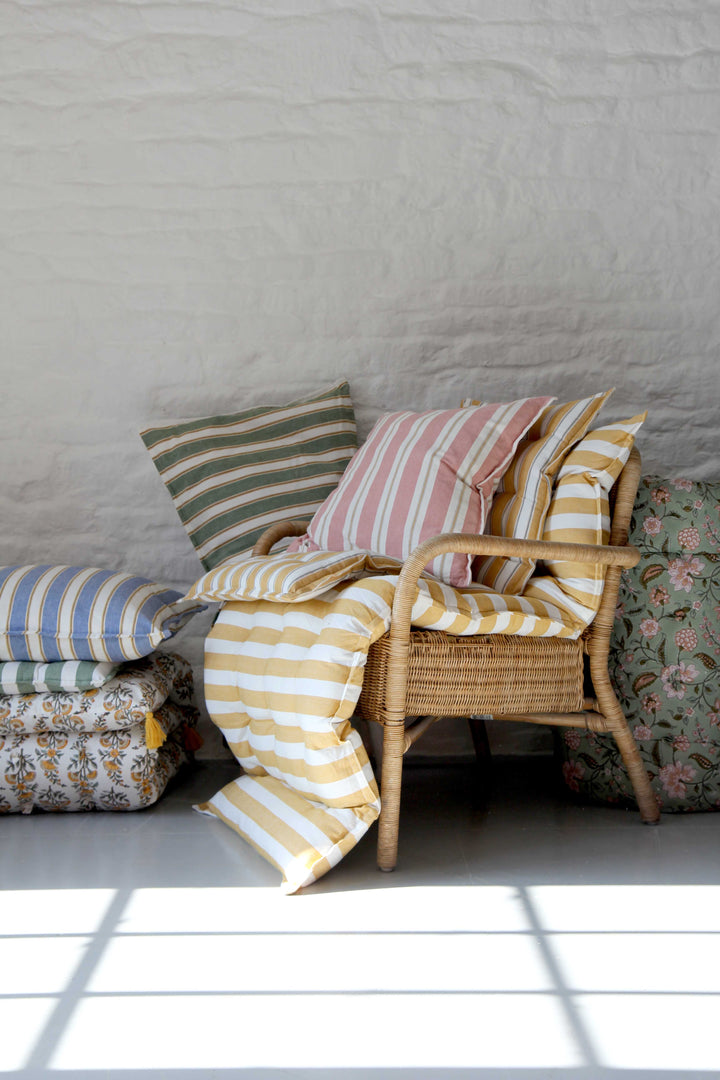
[2,754,720,1080]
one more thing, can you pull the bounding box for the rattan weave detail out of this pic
[360,631,585,723]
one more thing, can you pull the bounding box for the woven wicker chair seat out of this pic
[360,630,585,723]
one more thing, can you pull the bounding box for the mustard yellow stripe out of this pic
[222,725,347,749]
[202,791,317,878]
[221,742,377,795]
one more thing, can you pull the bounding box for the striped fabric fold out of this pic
[466,389,614,593]
[140,381,357,571]
[290,397,554,587]
[0,566,203,663]
[186,548,404,604]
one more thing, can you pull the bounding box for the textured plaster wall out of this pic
[2,1,719,757]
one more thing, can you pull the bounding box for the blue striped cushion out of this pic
[0,566,205,663]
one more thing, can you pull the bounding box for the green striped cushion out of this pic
[0,660,120,695]
[140,381,357,571]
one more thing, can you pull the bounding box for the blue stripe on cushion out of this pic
[40,566,88,661]
[84,571,135,653]
[67,569,110,660]
[8,565,48,643]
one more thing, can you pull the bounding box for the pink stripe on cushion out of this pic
[290,396,554,586]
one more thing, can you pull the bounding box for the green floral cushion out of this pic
[558,474,720,812]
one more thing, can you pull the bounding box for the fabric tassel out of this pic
[144,711,166,749]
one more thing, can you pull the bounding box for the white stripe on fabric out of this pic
[146,396,350,458]
[160,434,350,492]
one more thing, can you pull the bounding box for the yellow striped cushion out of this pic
[186,548,402,604]
[465,390,613,593]
[524,413,647,614]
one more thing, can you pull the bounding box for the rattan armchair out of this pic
[254,446,660,872]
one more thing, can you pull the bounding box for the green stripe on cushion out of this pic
[165,433,354,501]
[148,408,355,474]
[140,381,357,572]
[0,660,121,695]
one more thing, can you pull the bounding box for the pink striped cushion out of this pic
[290,397,554,586]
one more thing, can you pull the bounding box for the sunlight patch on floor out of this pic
[1,884,719,1073]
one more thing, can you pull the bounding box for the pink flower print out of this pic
[675,627,698,651]
[659,762,696,798]
[672,479,693,492]
[642,692,662,715]
[633,725,653,741]
[668,555,706,593]
[650,585,670,607]
[562,760,585,792]
[694,499,704,510]
[709,701,720,728]
[564,730,581,750]
[692,600,702,611]
[673,734,691,752]
[678,527,701,551]
[661,662,699,699]
[640,618,660,638]
[652,486,670,505]
[642,516,663,536]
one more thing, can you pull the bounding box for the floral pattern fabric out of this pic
[0,702,196,813]
[0,651,195,736]
[558,475,720,812]
[0,651,201,813]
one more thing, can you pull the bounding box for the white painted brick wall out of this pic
[2,1,719,758]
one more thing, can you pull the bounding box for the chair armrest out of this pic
[251,520,310,557]
[389,532,640,651]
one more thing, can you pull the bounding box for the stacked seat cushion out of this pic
[0,659,121,694]
[0,652,200,813]
[0,565,204,663]
[557,474,720,812]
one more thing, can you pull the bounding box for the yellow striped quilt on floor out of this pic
[189,549,588,894]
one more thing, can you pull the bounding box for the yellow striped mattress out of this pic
[190,550,590,893]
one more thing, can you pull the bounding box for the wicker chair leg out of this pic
[593,678,660,824]
[377,720,406,871]
[611,721,661,823]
